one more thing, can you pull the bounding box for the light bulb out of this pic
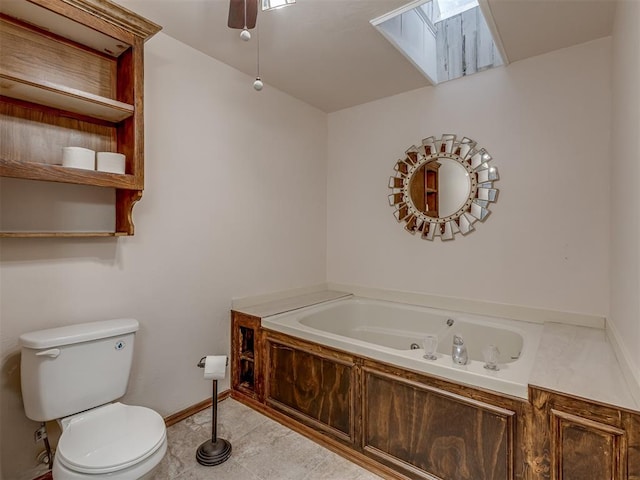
[253,77,263,91]
[240,29,251,41]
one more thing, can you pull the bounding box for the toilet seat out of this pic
[56,403,166,475]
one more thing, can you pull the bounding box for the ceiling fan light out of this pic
[261,0,295,11]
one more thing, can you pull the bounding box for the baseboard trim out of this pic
[164,389,231,427]
[33,473,52,480]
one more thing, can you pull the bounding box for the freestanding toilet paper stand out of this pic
[196,356,232,466]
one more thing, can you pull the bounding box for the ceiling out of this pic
[116,0,617,113]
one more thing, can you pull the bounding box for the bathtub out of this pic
[261,296,543,399]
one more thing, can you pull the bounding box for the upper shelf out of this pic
[0,0,161,55]
[0,72,134,122]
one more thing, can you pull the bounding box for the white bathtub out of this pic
[262,296,543,399]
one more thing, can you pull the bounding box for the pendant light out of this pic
[253,24,263,91]
[240,0,251,41]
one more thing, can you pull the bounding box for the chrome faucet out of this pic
[452,334,468,365]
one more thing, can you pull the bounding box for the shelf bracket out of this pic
[116,189,142,235]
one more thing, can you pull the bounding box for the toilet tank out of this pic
[20,319,139,422]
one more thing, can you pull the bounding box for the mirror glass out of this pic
[408,159,471,218]
[388,134,499,241]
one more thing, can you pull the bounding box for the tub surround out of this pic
[531,323,638,411]
[233,319,532,480]
[230,305,640,480]
[231,289,639,479]
[232,289,350,318]
[232,288,637,411]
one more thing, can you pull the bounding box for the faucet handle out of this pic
[482,344,500,371]
[453,334,464,345]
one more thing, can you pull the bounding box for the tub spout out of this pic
[452,334,469,365]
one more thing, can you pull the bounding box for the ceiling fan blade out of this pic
[228,0,258,29]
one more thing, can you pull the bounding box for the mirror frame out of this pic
[388,134,499,241]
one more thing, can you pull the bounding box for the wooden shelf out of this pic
[232,313,263,401]
[0,231,127,238]
[0,72,134,122]
[0,158,138,189]
[0,0,160,237]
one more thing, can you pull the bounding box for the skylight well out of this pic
[262,0,295,11]
[371,0,504,85]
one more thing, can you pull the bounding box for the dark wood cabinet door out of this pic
[266,337,355,443]
[363,369,516,480]
[529,387,639,480]
[551,409,626,480]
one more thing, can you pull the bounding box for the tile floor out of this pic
[151,398,383,480]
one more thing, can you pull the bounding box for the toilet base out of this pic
[196,438,232,466]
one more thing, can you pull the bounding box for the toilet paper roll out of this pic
[203,355,227,380]
[62,147,95,170]
[96,152,126,174]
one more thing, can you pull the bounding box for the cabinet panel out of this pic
[364,369,515,480]
[529,387,640,480]
[551,409,626,480]
[231,313,263,400]
[267,338,354,441]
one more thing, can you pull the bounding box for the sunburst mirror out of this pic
[388,134,499,241]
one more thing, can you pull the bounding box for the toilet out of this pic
[20,318,167,479]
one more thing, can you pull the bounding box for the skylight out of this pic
[430,0,479,23]
[371,0,504,85]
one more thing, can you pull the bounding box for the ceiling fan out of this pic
[228,0,258,30]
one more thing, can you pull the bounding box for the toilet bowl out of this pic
[52,403,167,480]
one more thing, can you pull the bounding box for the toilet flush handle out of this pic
[35,349,60,358]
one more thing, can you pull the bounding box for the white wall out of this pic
[0,32,327,480]
[327,38,611,316]
[610,0,640,394]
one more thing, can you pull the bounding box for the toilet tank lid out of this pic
[20,319,139,349]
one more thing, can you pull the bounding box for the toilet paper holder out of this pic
[195,355,231,466]
[197,356,229,368]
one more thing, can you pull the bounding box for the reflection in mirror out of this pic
[409,159,471,218]
[388,134,498,241]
